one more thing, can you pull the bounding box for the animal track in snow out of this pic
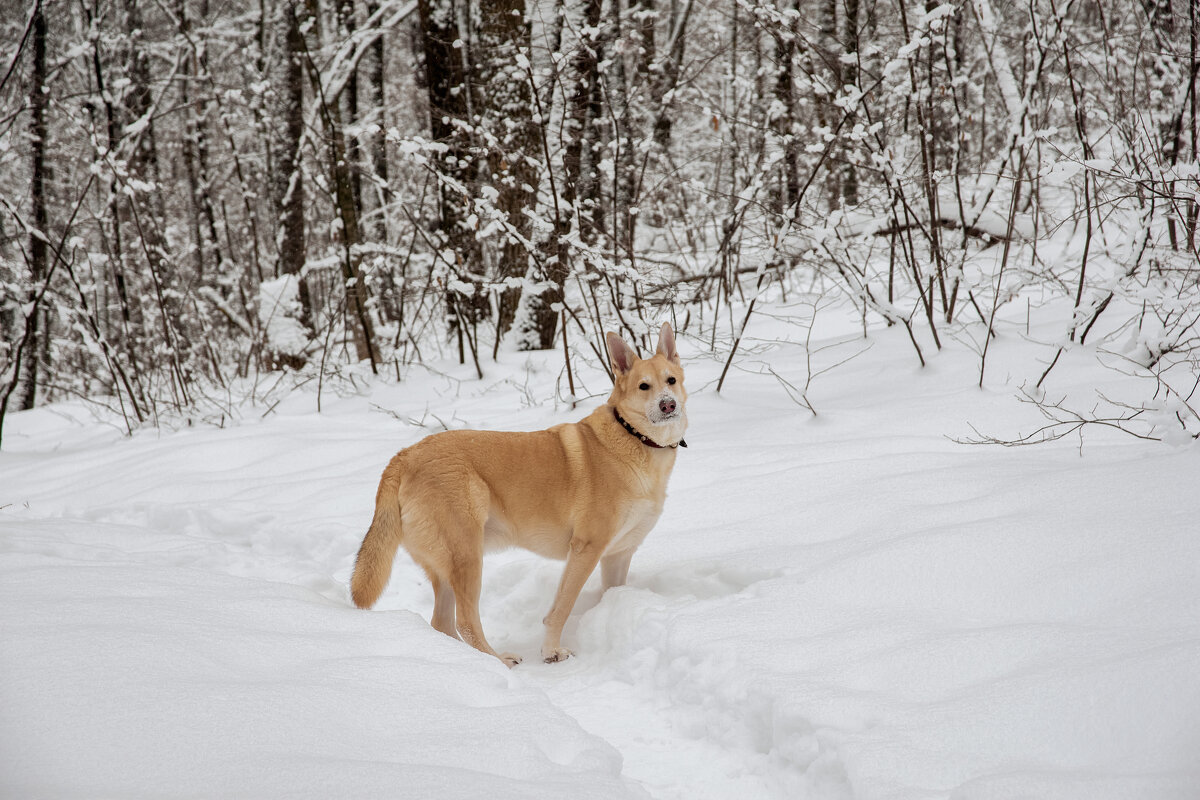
[502,565,851,800]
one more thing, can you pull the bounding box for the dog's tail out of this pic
[350,457,404,609]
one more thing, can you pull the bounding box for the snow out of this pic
[257,274,310,357]
[2,301,1198,799]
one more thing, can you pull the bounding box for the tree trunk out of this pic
[120,0,193,407]
[562,0,606,246]
[649,0,692,152]
[303,0,378,372]
[418,0,487,336]
[610,0,642,259]
[820,0,842,207]
[18,0,49,411]
[841,0,860,205]
[769,0,800,216]
[274,1,312,328]
[83,0,145,406]
[177,0,226,282]
[341,2,366,224]
[476,0,539,337]
[362,0,390,246]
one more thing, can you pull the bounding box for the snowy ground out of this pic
[2,301,1198,799]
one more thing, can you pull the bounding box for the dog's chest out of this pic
[603,454,675,551]
[605,496,663,554]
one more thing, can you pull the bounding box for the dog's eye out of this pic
[639,382,650,391]
[667,377,676,385]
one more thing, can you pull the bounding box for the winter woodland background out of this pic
[3,2,1200,797]
[0,0,1198,440]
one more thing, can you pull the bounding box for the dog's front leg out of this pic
[541,536,605,662]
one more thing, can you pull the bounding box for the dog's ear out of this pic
[655,322,680,364]
[606,331,637,376]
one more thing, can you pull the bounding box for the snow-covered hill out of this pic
[2,308,1197,799]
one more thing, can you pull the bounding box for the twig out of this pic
[716,270,769,393]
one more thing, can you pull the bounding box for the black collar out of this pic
[612,407,687,449]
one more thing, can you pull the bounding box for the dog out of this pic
[349,322,688,666]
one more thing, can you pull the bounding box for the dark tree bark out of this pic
[820,0,842,206]
[769,0,801,216]
[177,0,226,281]
[274,1,312,327]
[83,0,143,403]
[116,0,193,407]
[562,0,606,245]
[841,0,860,205]
[648,0,693,152]
[17,0,49,411]
[636,0,693,230]
[418,0,488,337]
[302,0,378,371]
[609,0,638,257]
[361,0,390,245]
[476,0,539,336]
[515,0,610,351]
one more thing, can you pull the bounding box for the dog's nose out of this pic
[659,398,676,415]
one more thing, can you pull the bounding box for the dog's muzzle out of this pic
[652,394,681,423]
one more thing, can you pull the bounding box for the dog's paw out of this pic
[542,646,573,663]
[500,652,523,668]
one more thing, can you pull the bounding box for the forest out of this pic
[1,0,1197,442]
[3,3,1200,794]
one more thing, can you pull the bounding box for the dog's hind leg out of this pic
[428,570,459,640]
[436,482,522,667]
[417,563,459,639]
[448,554,522,667]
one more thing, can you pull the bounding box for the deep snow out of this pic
[2,303,1198,799]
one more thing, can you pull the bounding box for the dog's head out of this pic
[605,323,688,447]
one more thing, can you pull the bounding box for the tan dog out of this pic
[350,323,688,666]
